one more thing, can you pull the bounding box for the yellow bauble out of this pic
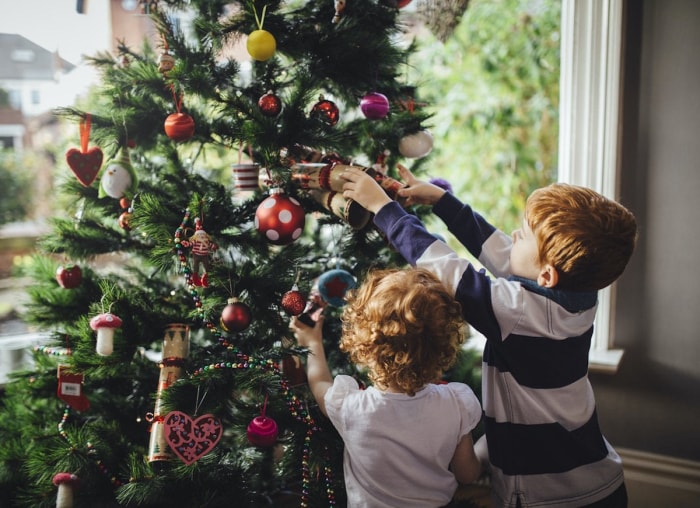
[247,30,276,61]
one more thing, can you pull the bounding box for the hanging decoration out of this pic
[247,394,279,447]
[99,148,138,200]
[163,411,223,465]
[220,297,252,333]
[89,310,122,356]
[180,217,217,287]
[360,92,390,120]
[52,472,80,508]
[317,268,357,307]
[247,5,277,61]
[398,129,434,159]
[164,87,195,142]
[310,95,340,126]
[254,188,306,245]
[65,114,103,187]
[57,365,90,412]
[157,34,175,75]
[148,323,191,463]
[281,284,306,316]
[55,264,82,289]
[258,90,282,116]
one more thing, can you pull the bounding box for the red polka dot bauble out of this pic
[281,285,306,316]
[255,189,306,245]
[220,297,252,333]
[258,91,282,117]
[360,92,390,120]
[164,112,195,142]
[247,415,279,447]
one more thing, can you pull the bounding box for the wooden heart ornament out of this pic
[163,411,222,465]
[66,146,103,187]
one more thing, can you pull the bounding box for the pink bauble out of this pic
[254,189,306,245]
[247,415,279,447]
[360,92,390,120]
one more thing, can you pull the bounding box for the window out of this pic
[558,0,625,372]
[31,90,40,105]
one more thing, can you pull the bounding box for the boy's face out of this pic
[510,217,542,281]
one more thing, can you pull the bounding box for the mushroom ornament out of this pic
[52,472,80,508]
[89,312,122,356]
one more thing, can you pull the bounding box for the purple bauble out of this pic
[360,92,390,120]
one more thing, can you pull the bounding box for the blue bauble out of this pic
[317,269,356,307]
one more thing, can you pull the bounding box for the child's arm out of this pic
[290,316,332,417]
[451,433,482,485]
[395,164,446,206]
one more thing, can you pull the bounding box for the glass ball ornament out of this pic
[360,92,390,120]
[247,29,276,61]
[310,97,340,126]
[398,129,434,159]
[258,91,282,116]
[281,285,306,316]
[318,268,356,307]
[247,415,278,447]
[254,188,306,245]
[164,112,195,142]
[220,297,252,333]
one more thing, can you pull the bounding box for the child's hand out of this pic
[290,315,325,348]
[396,164,446,206]
[341,167,393,214]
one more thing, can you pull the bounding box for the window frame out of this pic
[557,0,625,372]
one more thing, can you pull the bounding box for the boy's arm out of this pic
[290,316,332,417]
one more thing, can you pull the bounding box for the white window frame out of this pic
[558,0,625,372]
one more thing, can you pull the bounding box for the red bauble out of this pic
[56,265,82,289]
[281,285,306,316]
[164,112,195,142]
[389,0,413,7]
[258,91,282,117]
[119,211,132,230]
[255,189,306,245]
[360,92,390,120]
[310,97,339,126]
[220,298,252,333]
[247,415,279,447]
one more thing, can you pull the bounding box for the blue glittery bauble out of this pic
[317,269,356,307]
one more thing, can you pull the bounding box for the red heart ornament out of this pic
[66,147,103,186]
[163,411,222,465]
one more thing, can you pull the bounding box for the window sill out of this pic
[589,348,624,374]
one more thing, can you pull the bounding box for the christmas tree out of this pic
[0,1,481,507]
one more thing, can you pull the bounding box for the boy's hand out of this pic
[395,164,446,206]
[290,315,324,348]
[341,167,393,214]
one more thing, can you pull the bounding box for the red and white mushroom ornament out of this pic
[52,472,80,508]
[89,312,122,356]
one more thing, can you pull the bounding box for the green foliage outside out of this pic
[0,150,34,225]
[410,0,561,253]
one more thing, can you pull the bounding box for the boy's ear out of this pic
[537,264,559,288]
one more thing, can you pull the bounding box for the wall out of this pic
[590,0,700,503]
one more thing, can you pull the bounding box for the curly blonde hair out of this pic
[340,267,466,396]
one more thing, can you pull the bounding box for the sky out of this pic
[0,0,112,65]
